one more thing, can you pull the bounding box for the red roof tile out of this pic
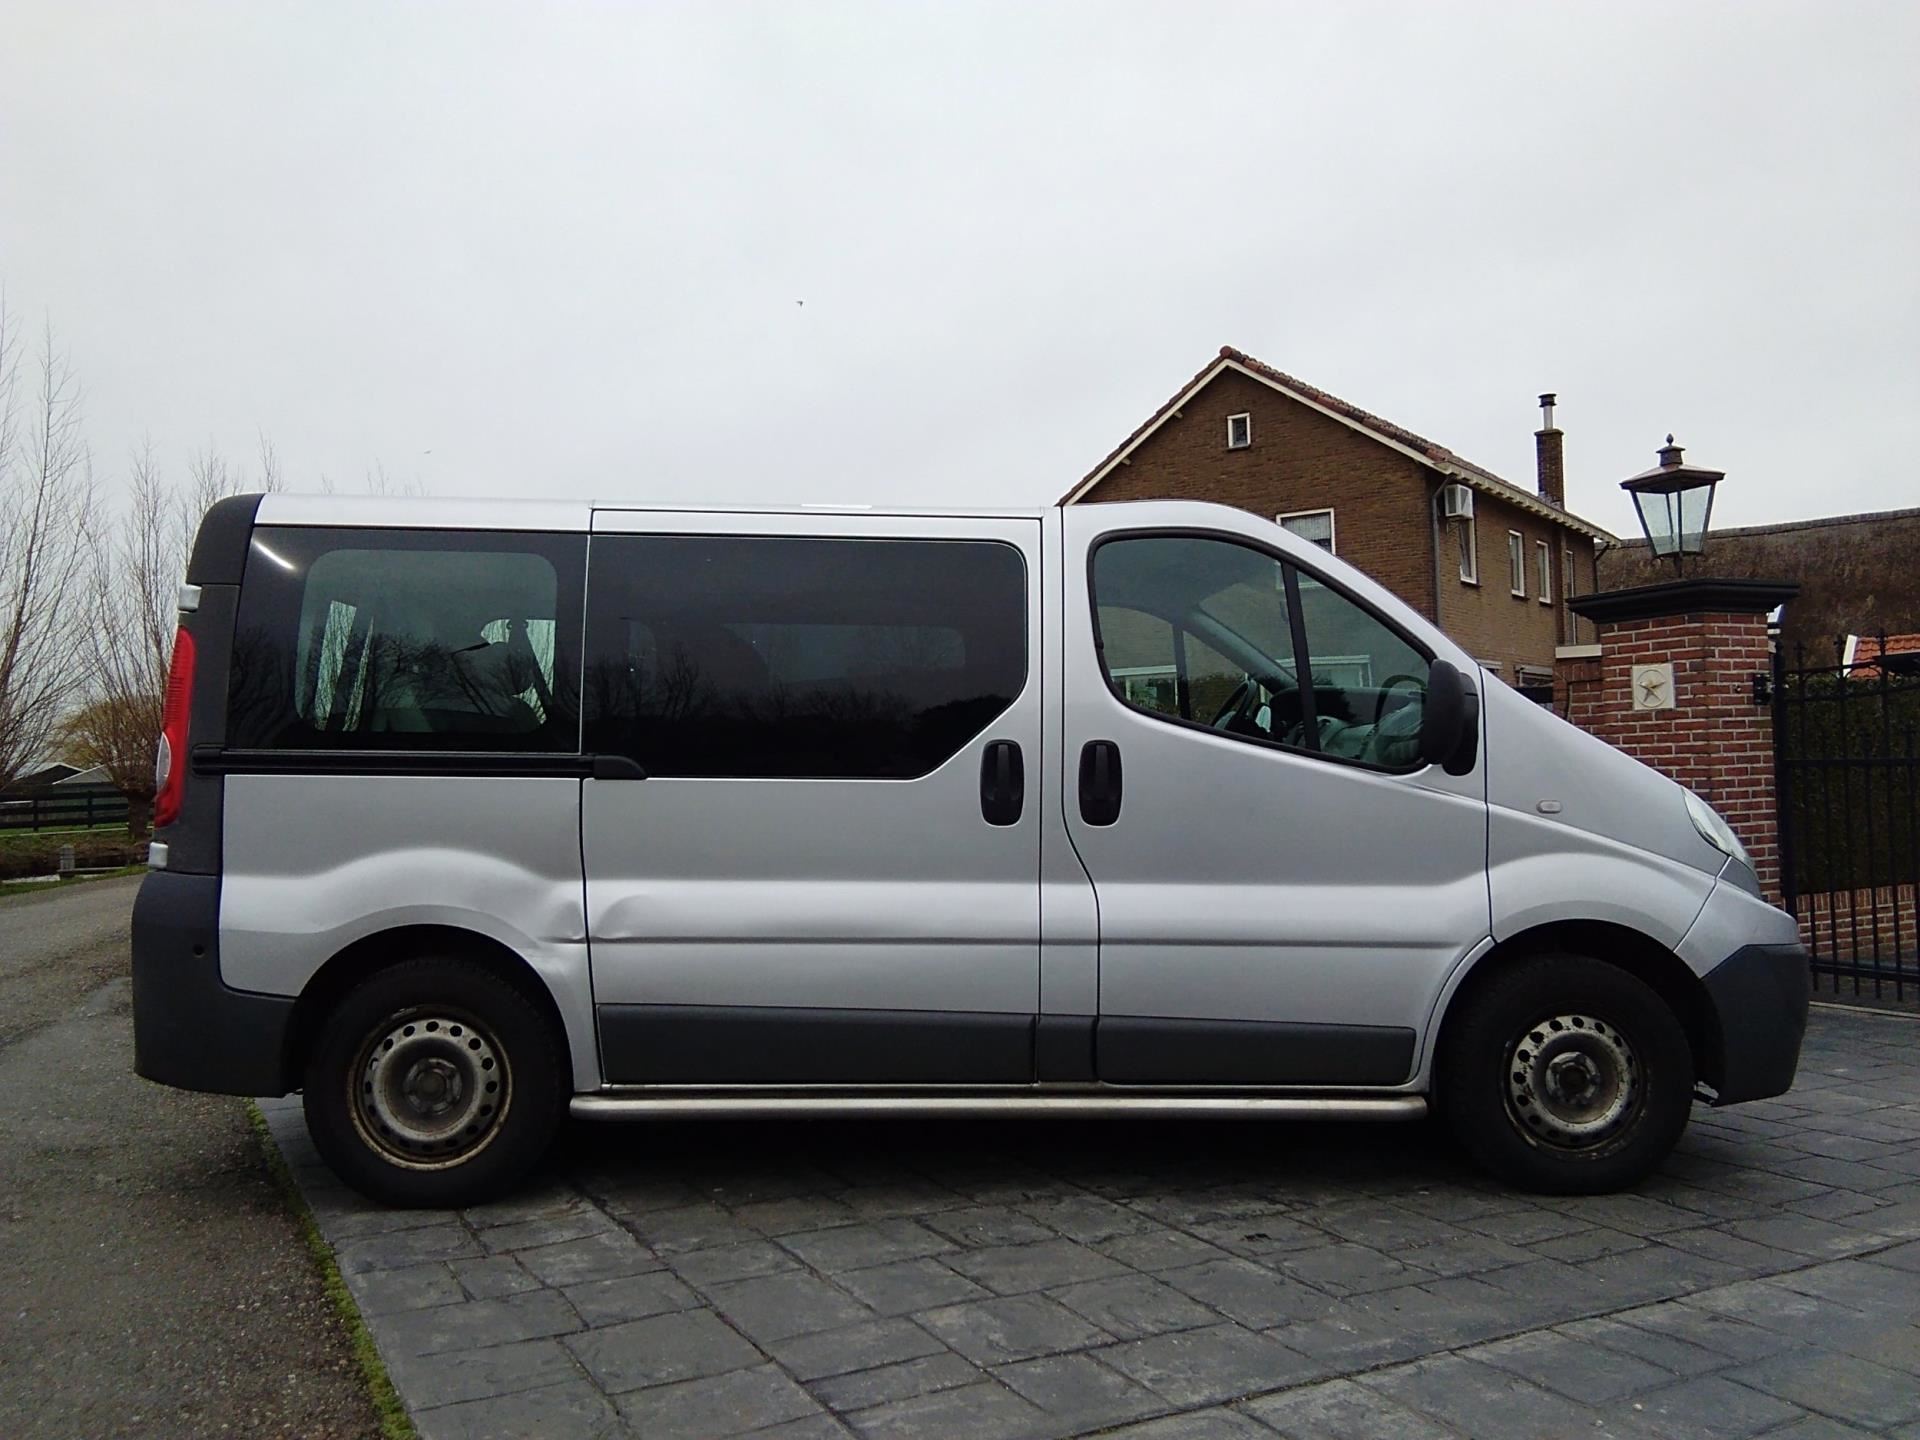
[1848,632,1920,678]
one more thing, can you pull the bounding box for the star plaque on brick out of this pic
[1631,662,1676,711]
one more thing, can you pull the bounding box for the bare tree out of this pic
[69,438,281,836]
[316,456,418,497]
[70,443,174,834]
[363,459,425,497]
[0,302,95,791]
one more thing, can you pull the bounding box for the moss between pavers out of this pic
[245,1101,419,1440]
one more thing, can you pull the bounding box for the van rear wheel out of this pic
[1439,954,1693,1194]
[303,958,565,1207]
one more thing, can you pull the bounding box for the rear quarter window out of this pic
[227,527,586,752]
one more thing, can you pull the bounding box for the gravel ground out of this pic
[0,875,382,1440]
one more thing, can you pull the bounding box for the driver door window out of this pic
[1091,534,1429,771]
[1095,606,1259,733]
[1292,573,1429,768]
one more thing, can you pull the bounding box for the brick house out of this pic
[1064,346,1615,687]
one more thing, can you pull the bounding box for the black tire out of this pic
[1438,953,1693,1195]
[303,957,566,1207]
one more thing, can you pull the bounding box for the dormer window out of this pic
[1226,413,1251,450]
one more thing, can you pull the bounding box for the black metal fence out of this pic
[1775,639,1920,1002]
[0,782,130,833]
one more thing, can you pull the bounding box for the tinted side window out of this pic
[1292,569,1430,768]
[1096,606,1259,727]
[1094,536,1302,747]
[584,535,1027,779]
[228,527,585,751]
[1091,534,1430,770]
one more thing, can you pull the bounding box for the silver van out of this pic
[132,494,1809,1205]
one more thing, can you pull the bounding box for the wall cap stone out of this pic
[1569,577,1800,624]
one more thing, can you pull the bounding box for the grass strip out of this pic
[245,1101,418,1440]
[0,865,149,902]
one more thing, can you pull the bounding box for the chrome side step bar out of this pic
[570,1093,1427,1122]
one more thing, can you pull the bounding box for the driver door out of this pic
[1062,509,1490,1087]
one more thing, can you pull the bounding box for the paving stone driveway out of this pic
[260,1007,1920,1440]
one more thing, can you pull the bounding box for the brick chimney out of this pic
[1535,393,1565,507]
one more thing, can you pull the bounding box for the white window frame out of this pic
[1226,412,1252,450]
[1537,540,1552,605]
[1277,508,1336,555]
[1458,516,1479,585]
[1507,531,1527,597]
[1304,653,1374,689]
[1110,663,1179,711]
[1562,545,1575,600]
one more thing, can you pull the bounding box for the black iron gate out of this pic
[1774,638,1920,1001]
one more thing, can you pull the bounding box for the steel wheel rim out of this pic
[350,1009,511,1170]
[1504,1012,1640,1150]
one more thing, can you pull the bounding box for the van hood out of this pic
[1481,670,1728,878]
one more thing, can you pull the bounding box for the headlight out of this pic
[1685,790,1752,868]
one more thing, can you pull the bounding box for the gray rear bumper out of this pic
[132,870,295,1097]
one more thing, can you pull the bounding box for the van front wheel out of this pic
[1439,954,1693,1194]
[303,958,565,1207]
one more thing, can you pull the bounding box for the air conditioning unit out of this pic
[1439,483,1475,520]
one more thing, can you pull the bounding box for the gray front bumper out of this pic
[1700,941,1811,1105]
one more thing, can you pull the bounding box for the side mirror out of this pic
[1419,659,1481,776]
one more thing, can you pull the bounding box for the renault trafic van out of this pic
[132,494,1809,1205]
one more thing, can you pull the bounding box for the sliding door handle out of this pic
[1078,740,1123,826]
[979,740,1024,825]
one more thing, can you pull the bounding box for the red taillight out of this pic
[154,626,195,829]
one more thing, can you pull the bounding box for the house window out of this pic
[1277,509,1335,554]
[1507,532,1527,597]
[1537,541,1552,604]
[1226,413,1252,450]
[1562,546,1575,600]
[1458,516,1479,585]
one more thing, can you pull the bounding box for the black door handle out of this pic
[979,740,1024,825]
[1078,740,1122,825]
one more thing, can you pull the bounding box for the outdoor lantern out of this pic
[1621,436,1723,573]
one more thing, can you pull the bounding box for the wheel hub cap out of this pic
[352,1013,510,1169]
[1505,1013,1639,1149]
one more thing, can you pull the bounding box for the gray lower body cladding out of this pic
[596,1004,1416,1088]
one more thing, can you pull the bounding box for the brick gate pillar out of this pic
[1557,578,1799,902]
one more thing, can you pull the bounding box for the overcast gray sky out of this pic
[4,1,1915,537]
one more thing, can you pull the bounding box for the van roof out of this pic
[252,493,1057,530]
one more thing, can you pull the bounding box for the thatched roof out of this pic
[1597,506,1920,665]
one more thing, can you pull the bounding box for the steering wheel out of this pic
[1209,678,1252,729]
[1373,672,1427,728]
[1283,713,1340,750]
